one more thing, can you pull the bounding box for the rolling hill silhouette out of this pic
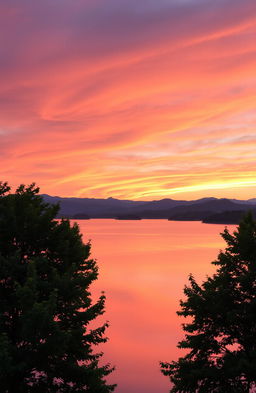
[42,195,256,223]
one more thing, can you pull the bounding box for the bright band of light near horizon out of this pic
[1,0,256,200]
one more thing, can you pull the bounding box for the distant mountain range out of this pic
[42,194,256,224]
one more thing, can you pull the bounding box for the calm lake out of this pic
[75,219,236,393]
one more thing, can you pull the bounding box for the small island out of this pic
[115,215,142,220]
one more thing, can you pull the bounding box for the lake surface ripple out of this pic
[76,219,235,393]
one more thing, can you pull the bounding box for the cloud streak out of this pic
[1,0,256,199]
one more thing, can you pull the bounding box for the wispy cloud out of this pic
[1,0,256,199]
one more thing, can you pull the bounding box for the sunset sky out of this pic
[1,0,256,200]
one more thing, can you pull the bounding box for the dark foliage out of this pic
[0,182,115,392]
[161,212,256,392]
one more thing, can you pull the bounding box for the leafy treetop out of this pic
[161,212,256,393]
[0,182,115,393]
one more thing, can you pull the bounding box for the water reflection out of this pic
[76,219,235,393]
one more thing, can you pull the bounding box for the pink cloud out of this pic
[0,0,256,199]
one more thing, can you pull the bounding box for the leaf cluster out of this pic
[0,182,115,392]
[161,212,256,393]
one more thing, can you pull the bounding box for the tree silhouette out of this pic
[161,213,256,393]
[0,182,115,392]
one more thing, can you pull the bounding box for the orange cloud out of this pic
[1,0,256,200]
